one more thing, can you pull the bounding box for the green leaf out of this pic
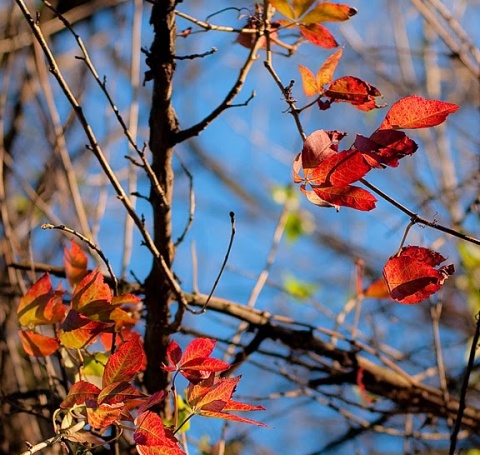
[283,274,318,300]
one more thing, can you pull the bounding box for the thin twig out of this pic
[173,34,263,144]
[41,223,118,296]
[449,311,480,454]
[360,178,480,246]
[14,0,187,309]
[192,212,236,314]
[174,152,195,247]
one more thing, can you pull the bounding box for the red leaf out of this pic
[163,338,230,384]
[60,380,101,409]
[102,334,144,387]
[383,246,455,304]
[134,411,184,454]
[309,149,371,186]
[17,274,66,327]
[312,185,377,211]
[300,184,339,209]
[299,130,343,174]
[378,96,459,130]
[299,23,338,48]
[137,391,167,415]
[64,240,88,287]
[18,330,60,357]
[354,131,418,168]
[186,374,267,427]
[325,76,382,110]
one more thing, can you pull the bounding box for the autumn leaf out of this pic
[134,411,185,455]
[353,130,418,168]
[97,381,145,405]
[383,246,455,304]
[185,374,267,427]
[85,399,123,429]
[163,338,230,384]
[299,23,338,48]
[316,47,343,86]
[102,334,145,387]
[298,65,320,97]
[18,330,60,357]
[363,278,391,299]
[301,2,357,23]
[60,380,101,409]
[64,240,88,287]
[312,184,377,211]
[17,273,66,327]
[325,76,383,111]
[58,310,111,349]
[298,48,343,96]
[378,95,459,130]
[71,269,112,317]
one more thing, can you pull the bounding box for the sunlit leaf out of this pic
[299,23,338,48]
[298,65,320,96]
[134,411,184,453]
[270,0,295,18]
[60,380,101,409]
[316,47,343,87]
[85,400,123,429]
[378,95,459,130]
[102,334,144,387]
[383,246,455,304]
[71,269,112,316]
[17,274,66,327]
[64,240,88,288]
[18,330,60,357]
[302,2,357,23]
[312,185,377,211]
[325,76,382,110]
[293,0,316,18]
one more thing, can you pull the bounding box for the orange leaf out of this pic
[383,246,455,304]
[302,2,357,23]
[58,310,110,349]
[71,269,112,316]
[316,47,343,87]
[18,330,59,357]
[363,278,391,299]
[300,185,339,209]
[17,274,66,327]
[378,96,459,130]
[299,23,338,48]
[85,400,123,429]
[60,380,101,409]
[298,65,320,96]
[64,240,88,287]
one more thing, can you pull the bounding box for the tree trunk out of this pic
[143,1,179,400]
